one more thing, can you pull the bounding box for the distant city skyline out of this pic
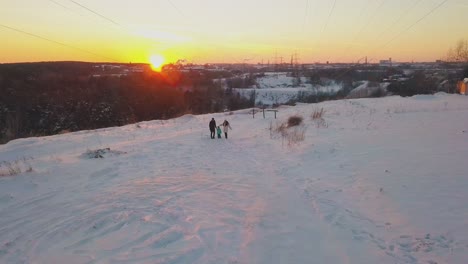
[1,0,466,64]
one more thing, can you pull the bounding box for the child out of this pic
[216,126,222,139]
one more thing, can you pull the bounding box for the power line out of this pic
[48,0,120,31]
[355,0,386,38]
[334,0,449,79]
[0,23,119,62]
[311,0,338,60]
[68,0,121,27]
[375,0,422,41]
[302,0,309,32]
[167,0,186,18]
[50,0,189,64]
[339,0,387,58]
[48,0,75,12]
[326,0,383,63]
[359,0,447,62]
[358,0,373,18]
[322,0,337,34]
[379,0,449,49]
[290,0,310,63]
[51,0,192,63]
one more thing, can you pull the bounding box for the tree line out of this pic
[0,62,251,143]
[1,61,465,143]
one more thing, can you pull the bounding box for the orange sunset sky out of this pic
[1,0,467,64]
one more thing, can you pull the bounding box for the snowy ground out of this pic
[1,93,468,264]
[234,72,342,105]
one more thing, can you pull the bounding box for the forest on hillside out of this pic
[0,62,251,143]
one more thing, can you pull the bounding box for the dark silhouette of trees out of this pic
[387,71,437,97]
[0,62,249,143]
[462,65,468,78]
[447,39,468,62]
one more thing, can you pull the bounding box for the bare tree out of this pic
[447,39,468,62]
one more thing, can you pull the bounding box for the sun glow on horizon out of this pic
[150,54,165,71]
[1,1,464,64]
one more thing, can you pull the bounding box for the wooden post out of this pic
[252,109,255,119]
[263,107,265,119]
[274,110,277,119]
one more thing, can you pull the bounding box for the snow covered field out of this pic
[1,93,468,263]
[234,72,342,105]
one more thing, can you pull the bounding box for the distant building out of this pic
[379,58,392,67]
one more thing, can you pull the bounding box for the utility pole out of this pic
[294,52,299,66]
[279,56,283,72]
[274,52,278,72]
[294,52,299,76]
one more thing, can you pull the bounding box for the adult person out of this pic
[209,118,216,139]
[222,119,232,139]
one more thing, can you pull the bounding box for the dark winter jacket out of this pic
[209,119,216,131]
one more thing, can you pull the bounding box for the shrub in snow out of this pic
[83,148,126,159]
[286,126,306,145]
[287,115,303,127]
[270,119,306,147]
[311,108,328,128]
[0,157,33,177]
[311,108,325,120]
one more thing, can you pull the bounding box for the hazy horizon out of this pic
[1,0,467,65]
[0,58,456,65]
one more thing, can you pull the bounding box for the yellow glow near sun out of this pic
[150,54,165,71]
[134,28,190,43]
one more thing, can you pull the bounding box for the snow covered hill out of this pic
[234,72,342,105]
[1,93,468,264]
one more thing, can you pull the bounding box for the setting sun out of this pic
[149,54,165,71]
